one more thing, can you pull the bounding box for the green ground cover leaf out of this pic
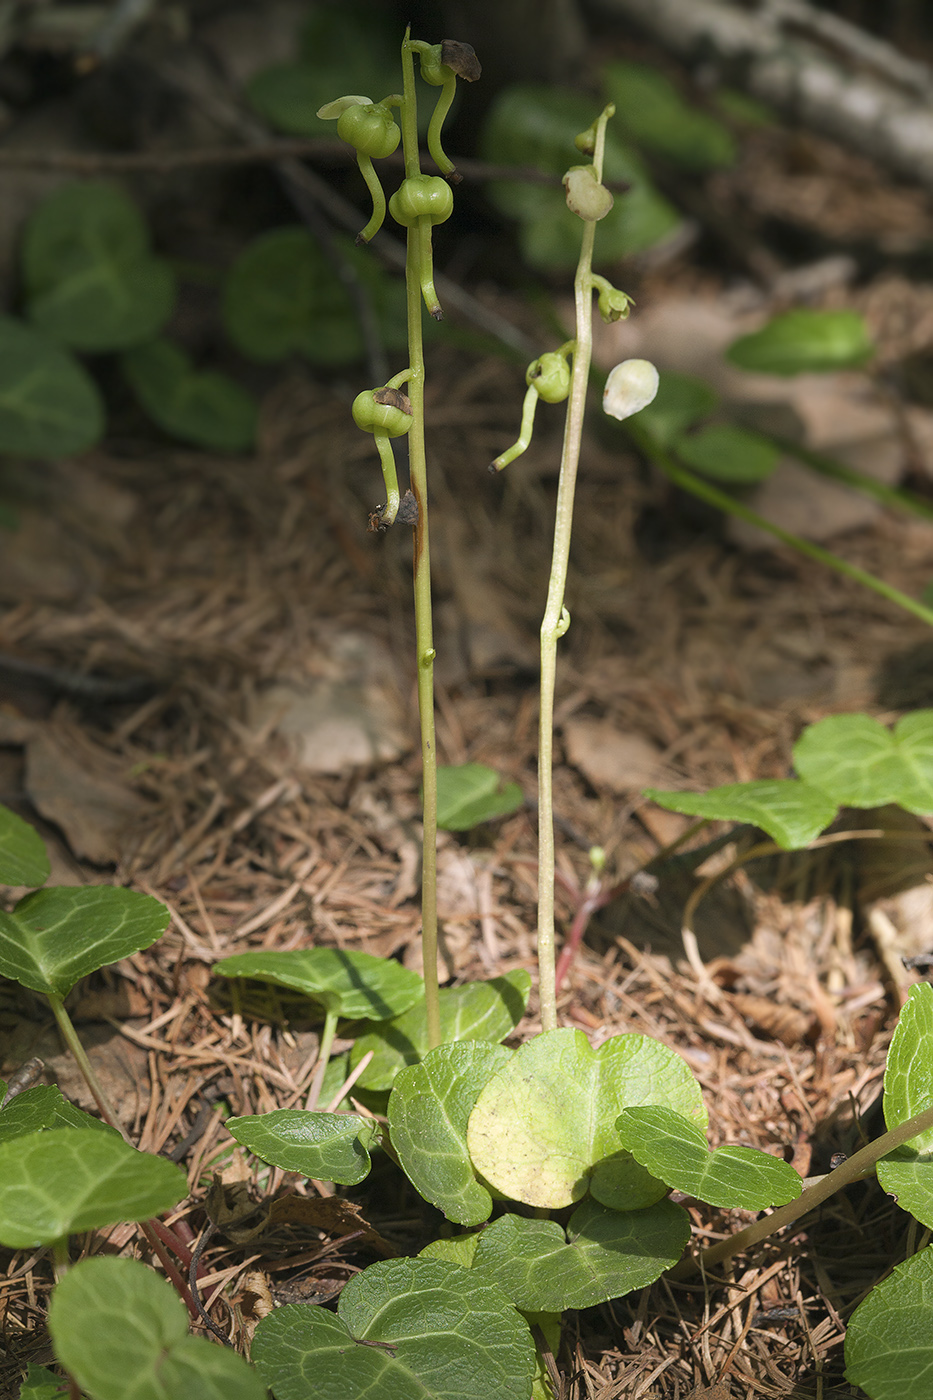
[0,1084,117,1146]
[793,711,933,813]
[350,970,531,1091]
[0,317,104,456]
[18,1363,67,1399]
[644,779,838,850]
[0,885,170,997]
[226,1110,381,1184]
[389,1041,512,1224]
[845,1244,933,1400]
[49,1255,266,1400]
[436,764,524,830]
[0,805,49,888]
[0,1128,186,1248]
[877,983,933,1227]
[122,339,257,452]
[471,1199,690,1311]
[673,423,780,484]
[467,1027,705,1210]
[215,946,423,1021]
[602,61,736,170]
[252,1257,536,1400]
[726,309,873,375]
[615,1106,801,1209]
[634,371,718,448]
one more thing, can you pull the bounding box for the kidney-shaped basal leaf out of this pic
[0,804,49,888]
[226,1110,381,1185]
[122,339,257,452]
[351,970,531,1092]
[615,1106,801,1210]
[845,1244,933,1400]
[0,1128,186,1249]
[50,1255,266,1400]
[389,1041,512,1225]
[794,711,933,814]
[467,1027,705,1211]
[215,946,423,1022]
[674,424,780,484]
[0,885,170,997]
[644,779,838,851]
[18,1363,67,1400]
[0,316,104,457]
[471,1198,690,1312]
[877,983,933,1228]
[436,764,524,831]
[252,1256,536,1400]
[0,1084,117,1146]
[634,370,718,449]
[726,309,874,376]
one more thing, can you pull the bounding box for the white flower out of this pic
[602,359,659,421]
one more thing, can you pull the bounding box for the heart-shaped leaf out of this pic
[226,1110,381,1185]
[727,309,874,375]
[471,1199,690,1311]
[389,1041,512,1225]
[634,370,718,448]
[122,339,257,452]
[0,885,170,996]
[351,970,531,1091]
[793,711,933,813]
[18,1363,67,1399]
[602,61,736,171]
[845,1244,933,1400]
[49,1256,266,1400]
[251,1257,536,1400]
[0,316,104,457]
[0,1129,186,1248]
[0,1084,118,1146]
[436,764,524,831]
[467,1027,705,1210]
[615,1106,801,1209]
[674,424,780,484]
[877,983,933,1227]
[215,946,423,1021]
[0,804,49,888]
[644,779,838,850]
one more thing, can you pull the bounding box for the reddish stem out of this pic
[140,1221,199,1319]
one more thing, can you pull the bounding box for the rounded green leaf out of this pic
[49,1256,266,1400]
[0,1129,186,1248]
[0,1084,118,1146]
[674,423,780,483]
[471,1199,690,1311]
[845,1245,933,1400]
[793,711,933,813]
[633,370,718,448]
[0,885,170,997]
[726,309,874,376]
[0,804,49,888]
[877,984,933,1227]
[436,764,524,831]
[615,1106,801,1209]
[467,1027,705,1210]
[215,946,423,1021]
[420,1233,482,1270]
[121,339,257,452]
[18,1363,67,1399]
[351,970,531,1091]
[252,1257,536,1400]
[226,1110,381,1184]
[602,61,736,171]
[0,316,104,456]
[644,779,838,850]
[389,1041,513,1225]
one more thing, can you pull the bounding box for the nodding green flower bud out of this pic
[527,351,571,404]
[597,285,633,324]
[336,102,400,160]
[388,174,454,228]
[563,165,614,222]
[602,359,659,422]
[352,386,413,438]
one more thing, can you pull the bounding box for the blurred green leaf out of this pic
[602,61,736,170]
[674,423,780,483]
[436,764,523,831]
[793,711,933,812]
[635,370,718,447]
[727,309,874,375]
[121,339,257,452]
[0,804,49,888]
[0,317,104,457]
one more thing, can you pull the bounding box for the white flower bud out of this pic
[602,359,659,421]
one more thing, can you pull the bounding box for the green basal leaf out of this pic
[673,423,780,484]
[0,804,49,888]
[351,970,531,1091]
[389,1041,513,1225]
[215,946,423,1021]
[121,339,257,452]
[420,1232,482,1270]
[644,779,838,850]
[436,763,524,831]
[727,309,874,376]
[471,1199,690,1311]
[602,61,736,170]
[0,1084,118,1146]
[0,1128,186,1248]
[0,885,170,997]
[252,1257,536,1400]
[18,1363,68,1399]
[49,1256,266,1400]
[615,1106,801,1209]
[634,370,718,448]
[23,182,175,352]
[877,983,933,1227]
[226,1110,381,1184]
[845,1244,933,1400]
[0,317,104,457]
[467,1027,705,1210]
[793,711,933,813]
